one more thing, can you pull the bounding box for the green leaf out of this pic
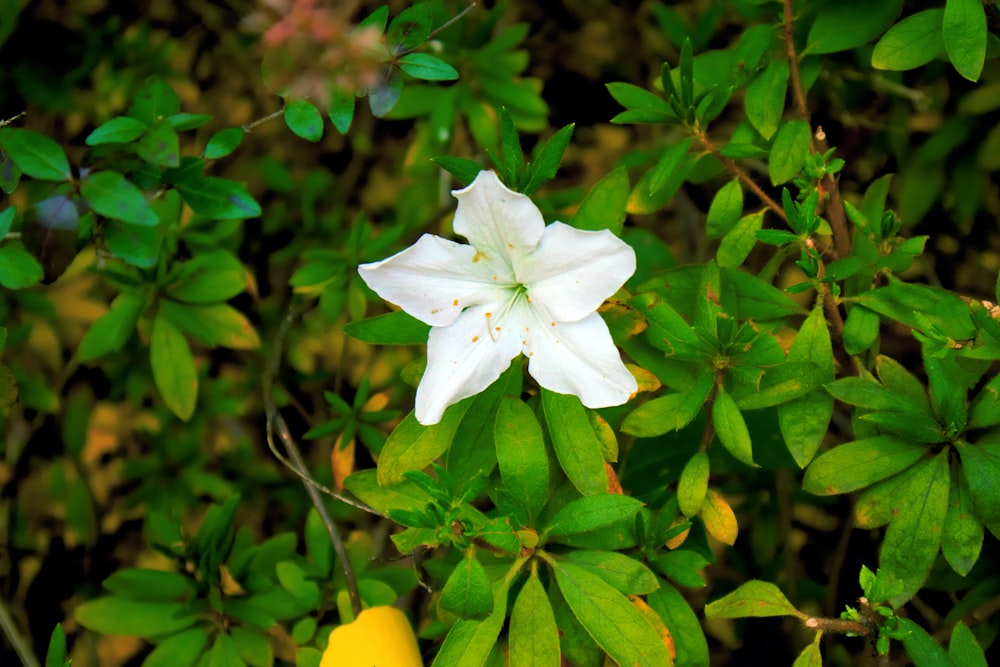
[648,584,709,667]
[898,618,954,667]
[342,469,432,517]
[432,156,484,186]
[387,2,431,50]
[725,266,807,319]
[142,627,210,667]
[398,53,459,81]
[872,9,946,71]
[842,305,880,355]
[942,460,984,576]
[103,568,193,601]
[328,87,355,134]
[160,300,260,350]
[705,580,802,618]
[0,244,43,289]
[779,306,835,466]
[881,450,950,606]
[167,252,246,303]
[717,210,764,268]
[607,82,675,123]
[570,166,630,235]
[803,436,927,495]
[204,128,245,159]
[744,59,788,140]
[377,403,471,485]
[0,127,71,181]
[509,573,560,667]
[824,376,928,413]
[622,372,713,437]
[968,373,1000,429]
[105,220,161,268]
[343,310,430,345]
[562,551,659,596]
[168,112,212,131]
[955,439,1000,538]
[754,229,799,246]
[925,354,968,433]
[79,293,146,362]
[150,312,198,421]
[705,179,743,239]
[545,495,645,540]
[439,553,494,620]
[734,361,826,410]
[431,579,510,667]
[137,120,181,167]
[0,207,13,238]
[678,451,709,518]
[647,137,694,197]
[86,116,148,145]
[75,597,200,636]
[805,0,903,55]
[81,171,158,226]
[495,397,549,521]
[209,633,247,667]
[552,561,673,666]
[45,624,67,667]
[231,626,273,667]
[524,123,574,195]
[949,621,987,667]
[769,120,811,185]
[943,0,987,81]
[284,99,324,142]
[177,176,262,220]
[712,384,755,466]
[128,76,181,125]
[542,390,610,496]
[792,637,822,667]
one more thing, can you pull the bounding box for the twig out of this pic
[782,0,810,122]
[0,112,26,128]
[263,302,367,616]
[696,132,787,222]
[782,1,852,259]
[397,2,477,56]
[0,596,40,667]
[243,108,285,133]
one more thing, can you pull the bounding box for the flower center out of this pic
[485,282,529,342]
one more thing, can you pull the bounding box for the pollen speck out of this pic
[472,251,488,263]
[495,326,502,331]
[550,321,556,326]
[528,352,533,356]
[492,274,498,280]
[485,312,492,317]
[431,308,440,314]
[452,299,458,306]
[472,336,479,342]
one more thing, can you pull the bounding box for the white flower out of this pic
[358,170,638,425]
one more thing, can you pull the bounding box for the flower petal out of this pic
[523,306,637,410]
[358,234,508,327]
[415,303,522,424]
[452,171,544,260]
[518,221,637,323]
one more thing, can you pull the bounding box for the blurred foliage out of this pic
[1,0,1000,666]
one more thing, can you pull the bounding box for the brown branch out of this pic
[697,132,787,222]
[263,302,365,617]
[783,0,810,122]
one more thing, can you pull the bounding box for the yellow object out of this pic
[320,606,424,667]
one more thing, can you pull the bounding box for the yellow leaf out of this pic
[628,363,662,393]
[664,514,690,550]
[320,606,423,667]
[701,489,739,546]
[331,434,355,493]
[630,595,677,663]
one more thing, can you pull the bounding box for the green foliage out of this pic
[5,1,1000,666]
